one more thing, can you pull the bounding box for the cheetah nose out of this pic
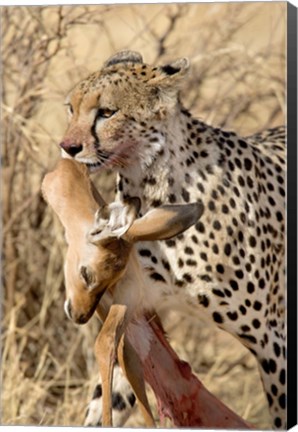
[60,141,83,157]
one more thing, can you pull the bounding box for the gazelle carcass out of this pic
[42,159,253,428]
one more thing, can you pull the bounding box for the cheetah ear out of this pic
[123,202,204,243]
[160,58,190,77]
[149,58,190,88]
[104,50,143,67]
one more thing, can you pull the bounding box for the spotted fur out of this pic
[61,51,286,429]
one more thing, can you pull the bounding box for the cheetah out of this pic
[60,51,286,429]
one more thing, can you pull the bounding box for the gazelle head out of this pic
[63,198,139,324]
[42,159,204,324]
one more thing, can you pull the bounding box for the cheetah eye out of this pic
[64,103,74,116]
[97,108,117,119]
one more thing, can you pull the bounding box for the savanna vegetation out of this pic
[1,3,285,426]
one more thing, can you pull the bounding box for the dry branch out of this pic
[1,3,285,427]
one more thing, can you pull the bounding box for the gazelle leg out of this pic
[94,304,128,426]
[117,336,155,427]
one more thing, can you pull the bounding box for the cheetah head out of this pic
[60,50,189,171]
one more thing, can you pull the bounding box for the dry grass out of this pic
[1,3,285,428]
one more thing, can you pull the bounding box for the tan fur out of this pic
[57,51,286,429]
[41,158,202,426]
[61,58,189,168]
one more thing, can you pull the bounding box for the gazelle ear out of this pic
[123,197,141,216]
[123,202,204,243]
[107,197,141,237]
[88,197,141,244]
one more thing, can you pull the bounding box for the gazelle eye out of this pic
[80,266,95,287]
[97,108,117,119]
